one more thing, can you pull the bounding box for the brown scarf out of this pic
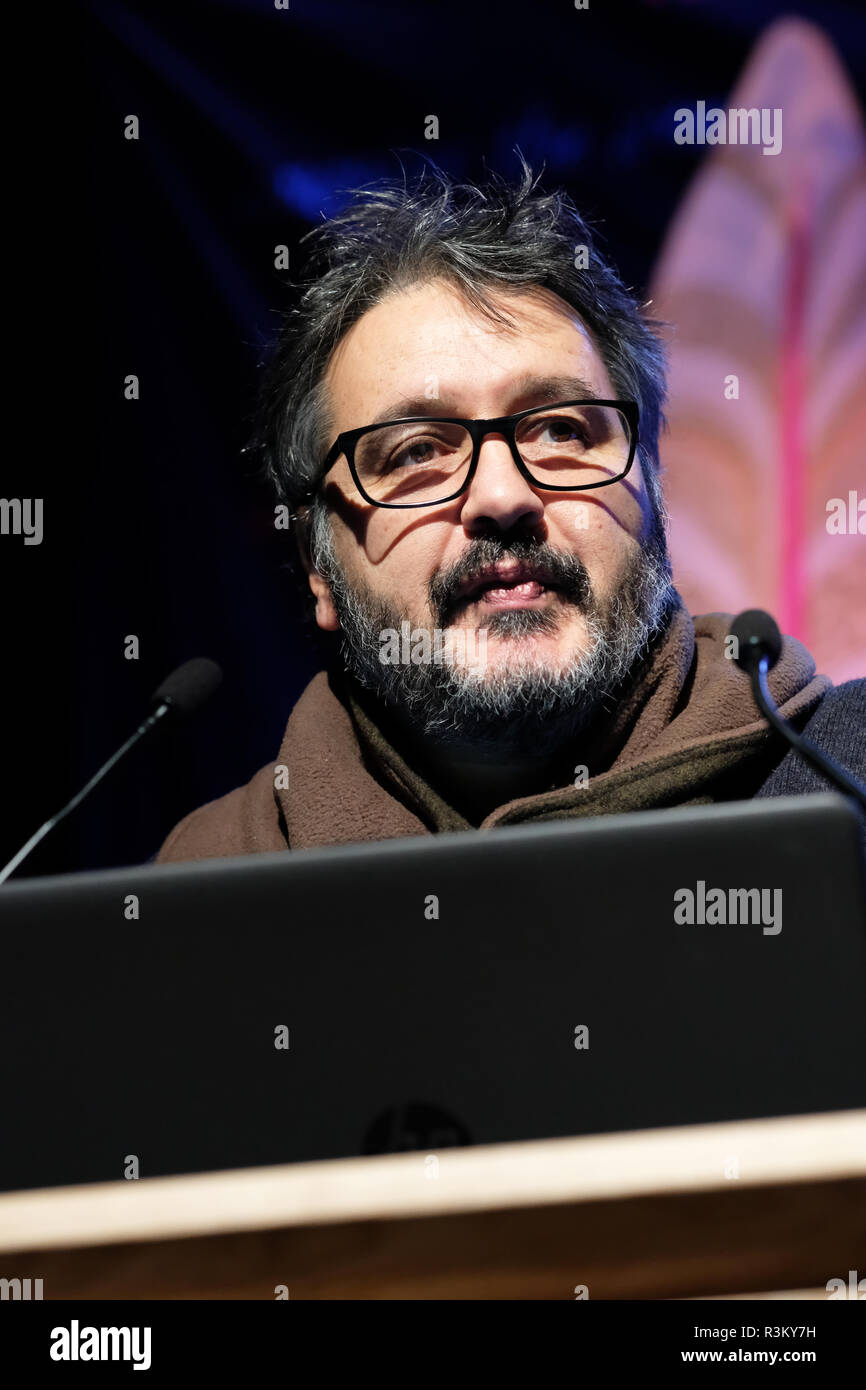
[155,597,830,864]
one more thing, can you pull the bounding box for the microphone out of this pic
[150,658,223,718]
[730,610,866,812]
[0,658,223,885]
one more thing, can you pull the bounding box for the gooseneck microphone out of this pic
[731,610,866,812]
[0,658,223,885]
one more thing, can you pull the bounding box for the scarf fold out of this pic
[276,596,830,849]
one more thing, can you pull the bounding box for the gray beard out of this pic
[312,514,678,761]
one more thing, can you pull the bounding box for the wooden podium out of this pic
[1,1109,864,1300]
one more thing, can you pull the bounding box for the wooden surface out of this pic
[1,1109,864,1300]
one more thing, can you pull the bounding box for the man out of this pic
[157,161,864,862]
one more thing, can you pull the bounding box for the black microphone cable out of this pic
[731,610,866,813]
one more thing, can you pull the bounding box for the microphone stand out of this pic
[0,702,172,885]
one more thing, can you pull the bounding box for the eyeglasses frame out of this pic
[304,398,640,509]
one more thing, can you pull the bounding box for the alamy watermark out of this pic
[1,1276,43,1299]
[674,881,782,935]
[0,497,43,545]
[50,1321,152,1370]
[674,102,782,157]
[379,621,488,675]
[826,1269,864,1299]
[826,491,864,535]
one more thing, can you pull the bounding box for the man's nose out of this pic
[459,435,545,534]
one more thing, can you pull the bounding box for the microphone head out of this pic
[151,658,223,717]
[730,610,783,674]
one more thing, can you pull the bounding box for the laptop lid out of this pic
[1,793,864,1191]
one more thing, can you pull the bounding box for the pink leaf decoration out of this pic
[650,18,866,682]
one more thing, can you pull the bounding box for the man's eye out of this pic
[390,438,440,469]
[538,417,589,445]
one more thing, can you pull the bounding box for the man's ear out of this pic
[294,505,339,632]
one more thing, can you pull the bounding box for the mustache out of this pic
[429,537,593,624]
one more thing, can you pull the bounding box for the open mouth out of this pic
[455,565,560,610]
[467,578,555,607]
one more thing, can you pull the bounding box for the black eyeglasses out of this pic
[305,399,640,509]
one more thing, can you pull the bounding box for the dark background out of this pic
[5,0,865,877]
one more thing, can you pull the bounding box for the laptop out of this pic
[1,792,864,1192]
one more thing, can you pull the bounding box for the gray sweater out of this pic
[756,678,866,849]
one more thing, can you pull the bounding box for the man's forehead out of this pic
[325,279,611,423]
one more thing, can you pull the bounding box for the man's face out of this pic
[303,278,674,752]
